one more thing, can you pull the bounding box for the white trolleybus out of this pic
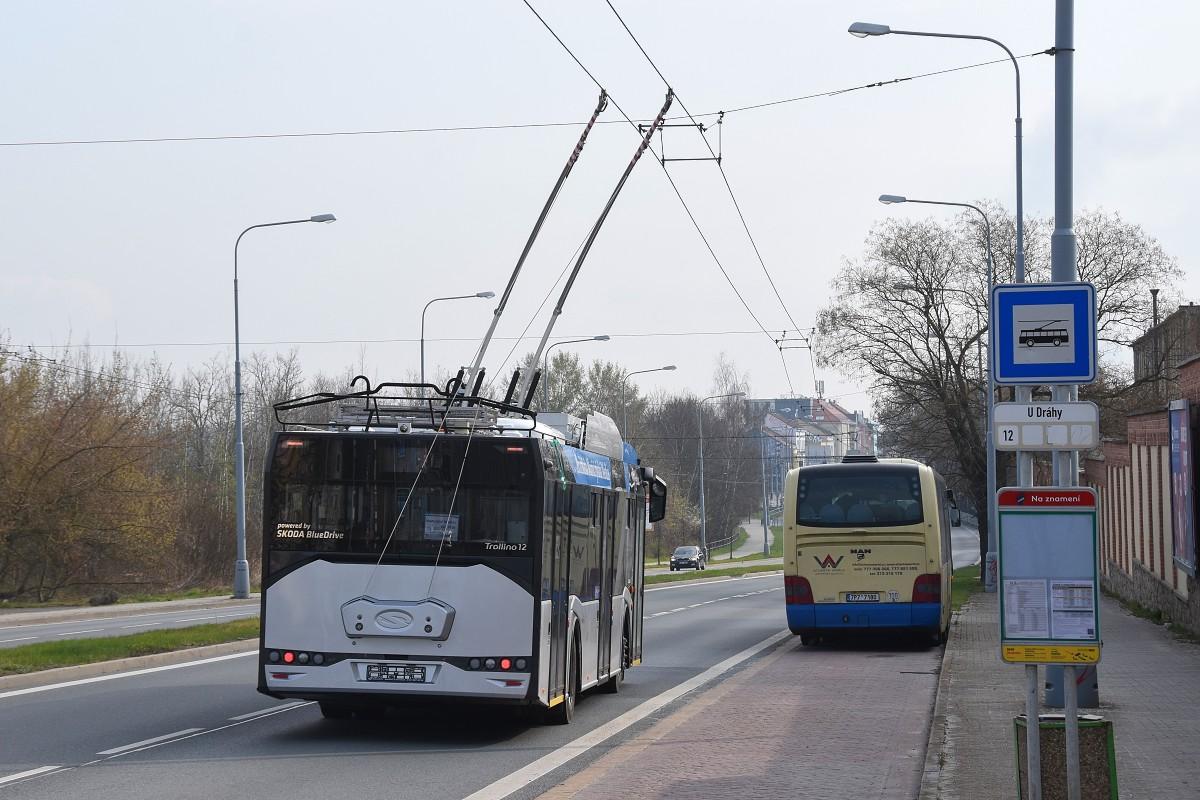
[257,378,667,724]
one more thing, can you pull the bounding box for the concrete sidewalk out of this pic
[0,594,259,626]
[921,592,1200,799]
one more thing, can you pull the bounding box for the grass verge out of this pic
[950,565,984,612]
[645,562,782,586]
[0,618,259,676]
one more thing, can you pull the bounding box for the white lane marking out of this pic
[0,650,256,700]
[0,604,259,632]
[645,588,782,622]
[56,629,103,636]
[228,700,307,721]
[120,622,160,629]
[462,630,790,800]
[175,616,217,623]
[98,702,315,761]
[644,572,781,593]
[0,636,37,644]
[97,728,204,756]
[0,766,62,786]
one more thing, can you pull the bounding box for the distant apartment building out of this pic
[1133,303,1200,400]
[757,396,875,507]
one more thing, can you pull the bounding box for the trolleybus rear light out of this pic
[912,574,941,604]
[784,575,813,605]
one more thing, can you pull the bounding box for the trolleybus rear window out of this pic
[796,466,923,528]
[267,435,536,556]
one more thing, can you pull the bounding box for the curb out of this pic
[0,639,257,693]
[918,610,960,800]
[0,596,260,627]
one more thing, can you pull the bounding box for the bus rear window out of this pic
[796,467,923,528]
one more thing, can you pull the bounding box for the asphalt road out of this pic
[0,573,793,799]
[0,604,261,650]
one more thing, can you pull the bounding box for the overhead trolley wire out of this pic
[0,55,1048,149]
[523,0,787,388]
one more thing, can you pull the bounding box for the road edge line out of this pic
[0,641,256,699]
[461,629,791,800]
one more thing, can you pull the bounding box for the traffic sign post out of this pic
[994,401,1100,452]
[998,487,1101,665]
[991,282,1097,386]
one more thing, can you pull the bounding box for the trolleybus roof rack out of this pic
[272,374,535,431]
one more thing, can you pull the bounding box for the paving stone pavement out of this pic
[537,634,941,800]
[922,592,1200,799]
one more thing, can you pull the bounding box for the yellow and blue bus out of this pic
[782,455,956,645]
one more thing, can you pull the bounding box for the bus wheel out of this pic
[800,634,818,646]
[318,701,353,720]
[546,636,579,725]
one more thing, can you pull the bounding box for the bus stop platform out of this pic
[920,591,1200,799]
[533,629,942,799]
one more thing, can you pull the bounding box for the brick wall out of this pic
[1085,358,1200,636]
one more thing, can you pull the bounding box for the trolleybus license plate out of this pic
[846,592,880,602]
[365,663,426,683]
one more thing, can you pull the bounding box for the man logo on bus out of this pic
[814,554,844,570]
[850,547,871,561]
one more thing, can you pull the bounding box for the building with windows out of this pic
[757,397,876,509]
[1132,302,1200,400]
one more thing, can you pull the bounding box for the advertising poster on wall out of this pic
[1171,400,1196,575]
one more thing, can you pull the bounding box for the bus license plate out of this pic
[365,663,426,683]
[846,592,880,602]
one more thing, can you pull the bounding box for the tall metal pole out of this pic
[231,215,334,599]
[620,365,676,438]
[760,427,771,556]
[1052,4,1081,798]
[698,405,707,556]
[541,337,608,409]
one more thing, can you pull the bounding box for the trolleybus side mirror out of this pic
[648,477,667,523]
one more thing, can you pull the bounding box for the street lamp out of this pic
[697,391,746,557]
[420,291,495,386]
[851,22,1025,282]
[542,336,610,409]
[232,213,336,599]
[620,365,676,437]
[882,194,998,591]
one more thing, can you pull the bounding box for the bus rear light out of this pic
[515,658,527,670]
[268,651,280,663]
[500,658,512,670]
[468,658,481,670]
[505,446,525,453]
[913,574,941,603]
[282,439,306,448]
[503,680,523,687]
[785,575,814,605]
[484,658,497,670]
[283,651,295,664]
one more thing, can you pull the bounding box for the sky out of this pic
[2,1,1196,418]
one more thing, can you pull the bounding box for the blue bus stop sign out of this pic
[991,282,1097,385]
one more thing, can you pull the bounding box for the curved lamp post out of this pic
[881,193,997,591]
[232,213,336,599]
[542,336,610,409]
[420,291,495,386]
[851,22,1024,282]
[620,365,676,438]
